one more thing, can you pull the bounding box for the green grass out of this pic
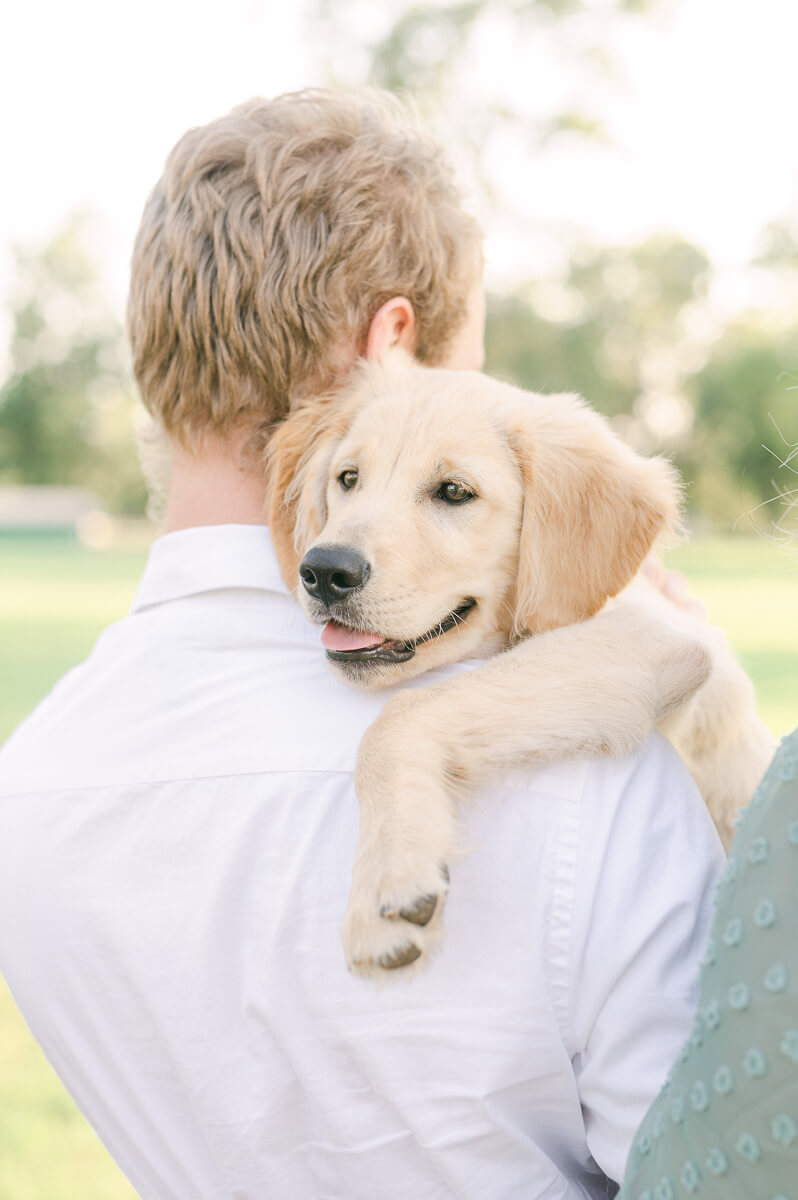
[0,992,139,1200]
[0,537,144,1200]
[665,538,797,738]
[0,533,795,1198]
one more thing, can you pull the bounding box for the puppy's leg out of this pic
[342,727,454,978]
[624,578,776,847]
[342,603,709,978]
[665,692,775,849]
[659,627,775,847]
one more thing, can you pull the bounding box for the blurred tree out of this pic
[485,234,798,530]
[314,0,660,112]
[486,234,710,418]
[756,216,798,271]
[0,219,146,513]
[683,325,798,529]
[311,0,663,214]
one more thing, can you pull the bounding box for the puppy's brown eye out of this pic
[437,481,475,504]
[339,469,358,491]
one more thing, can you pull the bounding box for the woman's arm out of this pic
[618,728,798,1199]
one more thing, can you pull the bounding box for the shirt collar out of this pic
[131,524,290,613]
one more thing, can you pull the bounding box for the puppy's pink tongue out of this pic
[321,622,385,652]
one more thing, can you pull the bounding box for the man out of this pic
[0,90,723,1199]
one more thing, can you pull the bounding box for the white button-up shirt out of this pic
[0,525,724,1200]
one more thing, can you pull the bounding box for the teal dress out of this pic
[620,727,798,1200]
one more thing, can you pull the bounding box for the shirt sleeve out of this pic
[566,734,726,1183]
[618,727,798,1200]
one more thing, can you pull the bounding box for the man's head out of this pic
[128,88,484,449]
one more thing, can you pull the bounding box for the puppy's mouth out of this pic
[322,598,477,665]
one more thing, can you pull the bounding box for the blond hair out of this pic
[127,88,481,443]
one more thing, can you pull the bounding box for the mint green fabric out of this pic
[620,727,798,1200]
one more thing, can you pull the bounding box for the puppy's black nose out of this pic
[299,546,371,608]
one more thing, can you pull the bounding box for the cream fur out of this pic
[267,352,775,977]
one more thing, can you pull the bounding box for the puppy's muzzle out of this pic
[299,545,370,609]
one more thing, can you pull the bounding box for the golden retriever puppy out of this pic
[267,352,774,977]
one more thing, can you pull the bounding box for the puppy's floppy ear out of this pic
[265,389,361,588]
[507,392,682,635]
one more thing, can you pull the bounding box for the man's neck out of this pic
[164,431,268,533]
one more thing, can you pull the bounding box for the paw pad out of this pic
[378,943,422,970]
[381,893,439,927]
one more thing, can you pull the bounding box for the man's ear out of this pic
[507,392,682,636]
[265,390,360,588]
[365,297,416,361]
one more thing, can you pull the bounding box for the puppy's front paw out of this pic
[341,859,450,980]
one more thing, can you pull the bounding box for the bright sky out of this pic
[2,0,796,319]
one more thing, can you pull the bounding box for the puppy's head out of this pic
[268,352,680,688]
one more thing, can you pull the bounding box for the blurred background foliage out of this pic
[1,0,796,536]
[0,217,147,515]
